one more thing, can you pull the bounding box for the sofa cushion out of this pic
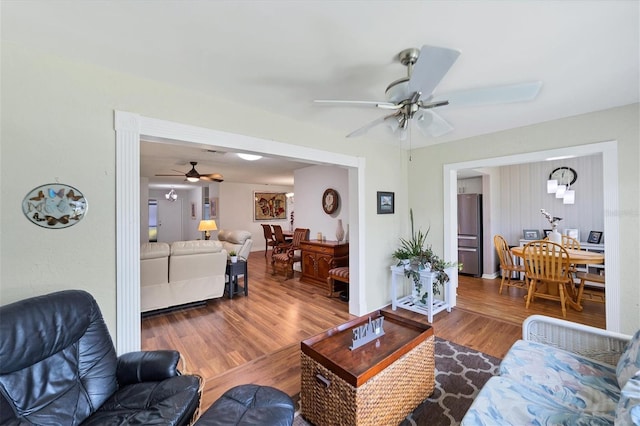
[615,372,640,426]
[499,339,620,418]
[170,240,223,256]
[218,229,251,244]
[617,329,640,389]
[462,376,614,426]
[141,242,170,260]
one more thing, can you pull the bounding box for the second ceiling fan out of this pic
[314,44,542,140]
[155,161,224,182]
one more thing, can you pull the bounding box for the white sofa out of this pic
[140,240,227,313]
[216,229,253,260]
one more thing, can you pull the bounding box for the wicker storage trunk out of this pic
[300,311,435,426]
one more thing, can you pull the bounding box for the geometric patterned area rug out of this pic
[399,337,500,425]
[294,337,501,426]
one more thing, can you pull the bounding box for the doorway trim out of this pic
[115,110,364,354]
[443,140,620,331]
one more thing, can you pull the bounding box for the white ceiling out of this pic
[3,1,638,186]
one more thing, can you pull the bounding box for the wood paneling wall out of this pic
[498,154,603,245]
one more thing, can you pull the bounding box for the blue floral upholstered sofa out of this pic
[462,315,640,425]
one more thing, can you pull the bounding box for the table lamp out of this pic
[198,219,217,240]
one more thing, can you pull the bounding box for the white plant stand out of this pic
[390,265,452,323]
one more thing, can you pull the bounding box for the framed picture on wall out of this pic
[587,231,603,244]
[523,229,540,240]
[254,192,287,220]
[190,202,196,220]
[210,197,218,219]
[377,191,394,214]
[564,228,579,240]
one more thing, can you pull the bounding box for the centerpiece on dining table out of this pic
[541,208,563,243]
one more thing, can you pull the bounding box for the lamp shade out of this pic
[547,179,558,194]
[563,189,575,204]
[198,219,217,240]
[198,220,218,232]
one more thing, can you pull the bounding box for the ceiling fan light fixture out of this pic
[186,177,200,183]
[563,189,575,204]
[384,114,402,132]
[398,127,408,141]
[165,188,178,201]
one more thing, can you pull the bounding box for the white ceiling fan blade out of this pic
[346,113,397,138]
[408,45,461,99]
[414,110,454,138]
[313,99,398,109]
[433,81,543,107]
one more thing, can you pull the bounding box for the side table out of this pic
[226,260,248,299]
[390,265,452,323]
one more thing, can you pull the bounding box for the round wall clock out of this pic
[322,188,339,214]
[22,183,88,229]
[549,167,577,186]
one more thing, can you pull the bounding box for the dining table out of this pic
[510,245,604,312]
[510,246,604,265]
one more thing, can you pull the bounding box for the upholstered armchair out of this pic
[0,290,202,425]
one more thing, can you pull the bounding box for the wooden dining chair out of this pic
[561,234,581,250]
[522,240,574,317]
[261,224,278,258]
[272,225,291,254]
[271,228,309,280]
[493,235,527,295]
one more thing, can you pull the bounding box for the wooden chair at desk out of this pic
[494,235,527,295]
[271,228,309,280]
[523,240,575,318]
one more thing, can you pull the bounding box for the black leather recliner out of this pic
[0,290,202,425]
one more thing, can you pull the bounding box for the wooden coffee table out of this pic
[300,310,435,426]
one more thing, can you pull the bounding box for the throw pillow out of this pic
[617,329,640,389]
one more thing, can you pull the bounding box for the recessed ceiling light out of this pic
[545,155,575,161]
[237,153,262,161]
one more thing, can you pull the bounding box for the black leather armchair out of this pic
[0,290,202,425]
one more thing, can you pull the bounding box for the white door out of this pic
[157,199,183,242]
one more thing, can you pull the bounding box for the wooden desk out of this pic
[300,240,348,290]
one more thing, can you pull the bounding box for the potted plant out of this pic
[229,251,238,263]
[392,209,461,303]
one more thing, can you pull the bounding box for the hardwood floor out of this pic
[141,250,605,412]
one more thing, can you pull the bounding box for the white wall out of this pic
[458,177,482,194]
[294,165,349,241]
[219,182,294,247]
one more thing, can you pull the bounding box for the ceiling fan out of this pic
[155,161,224,182]
[314,45,542,140]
